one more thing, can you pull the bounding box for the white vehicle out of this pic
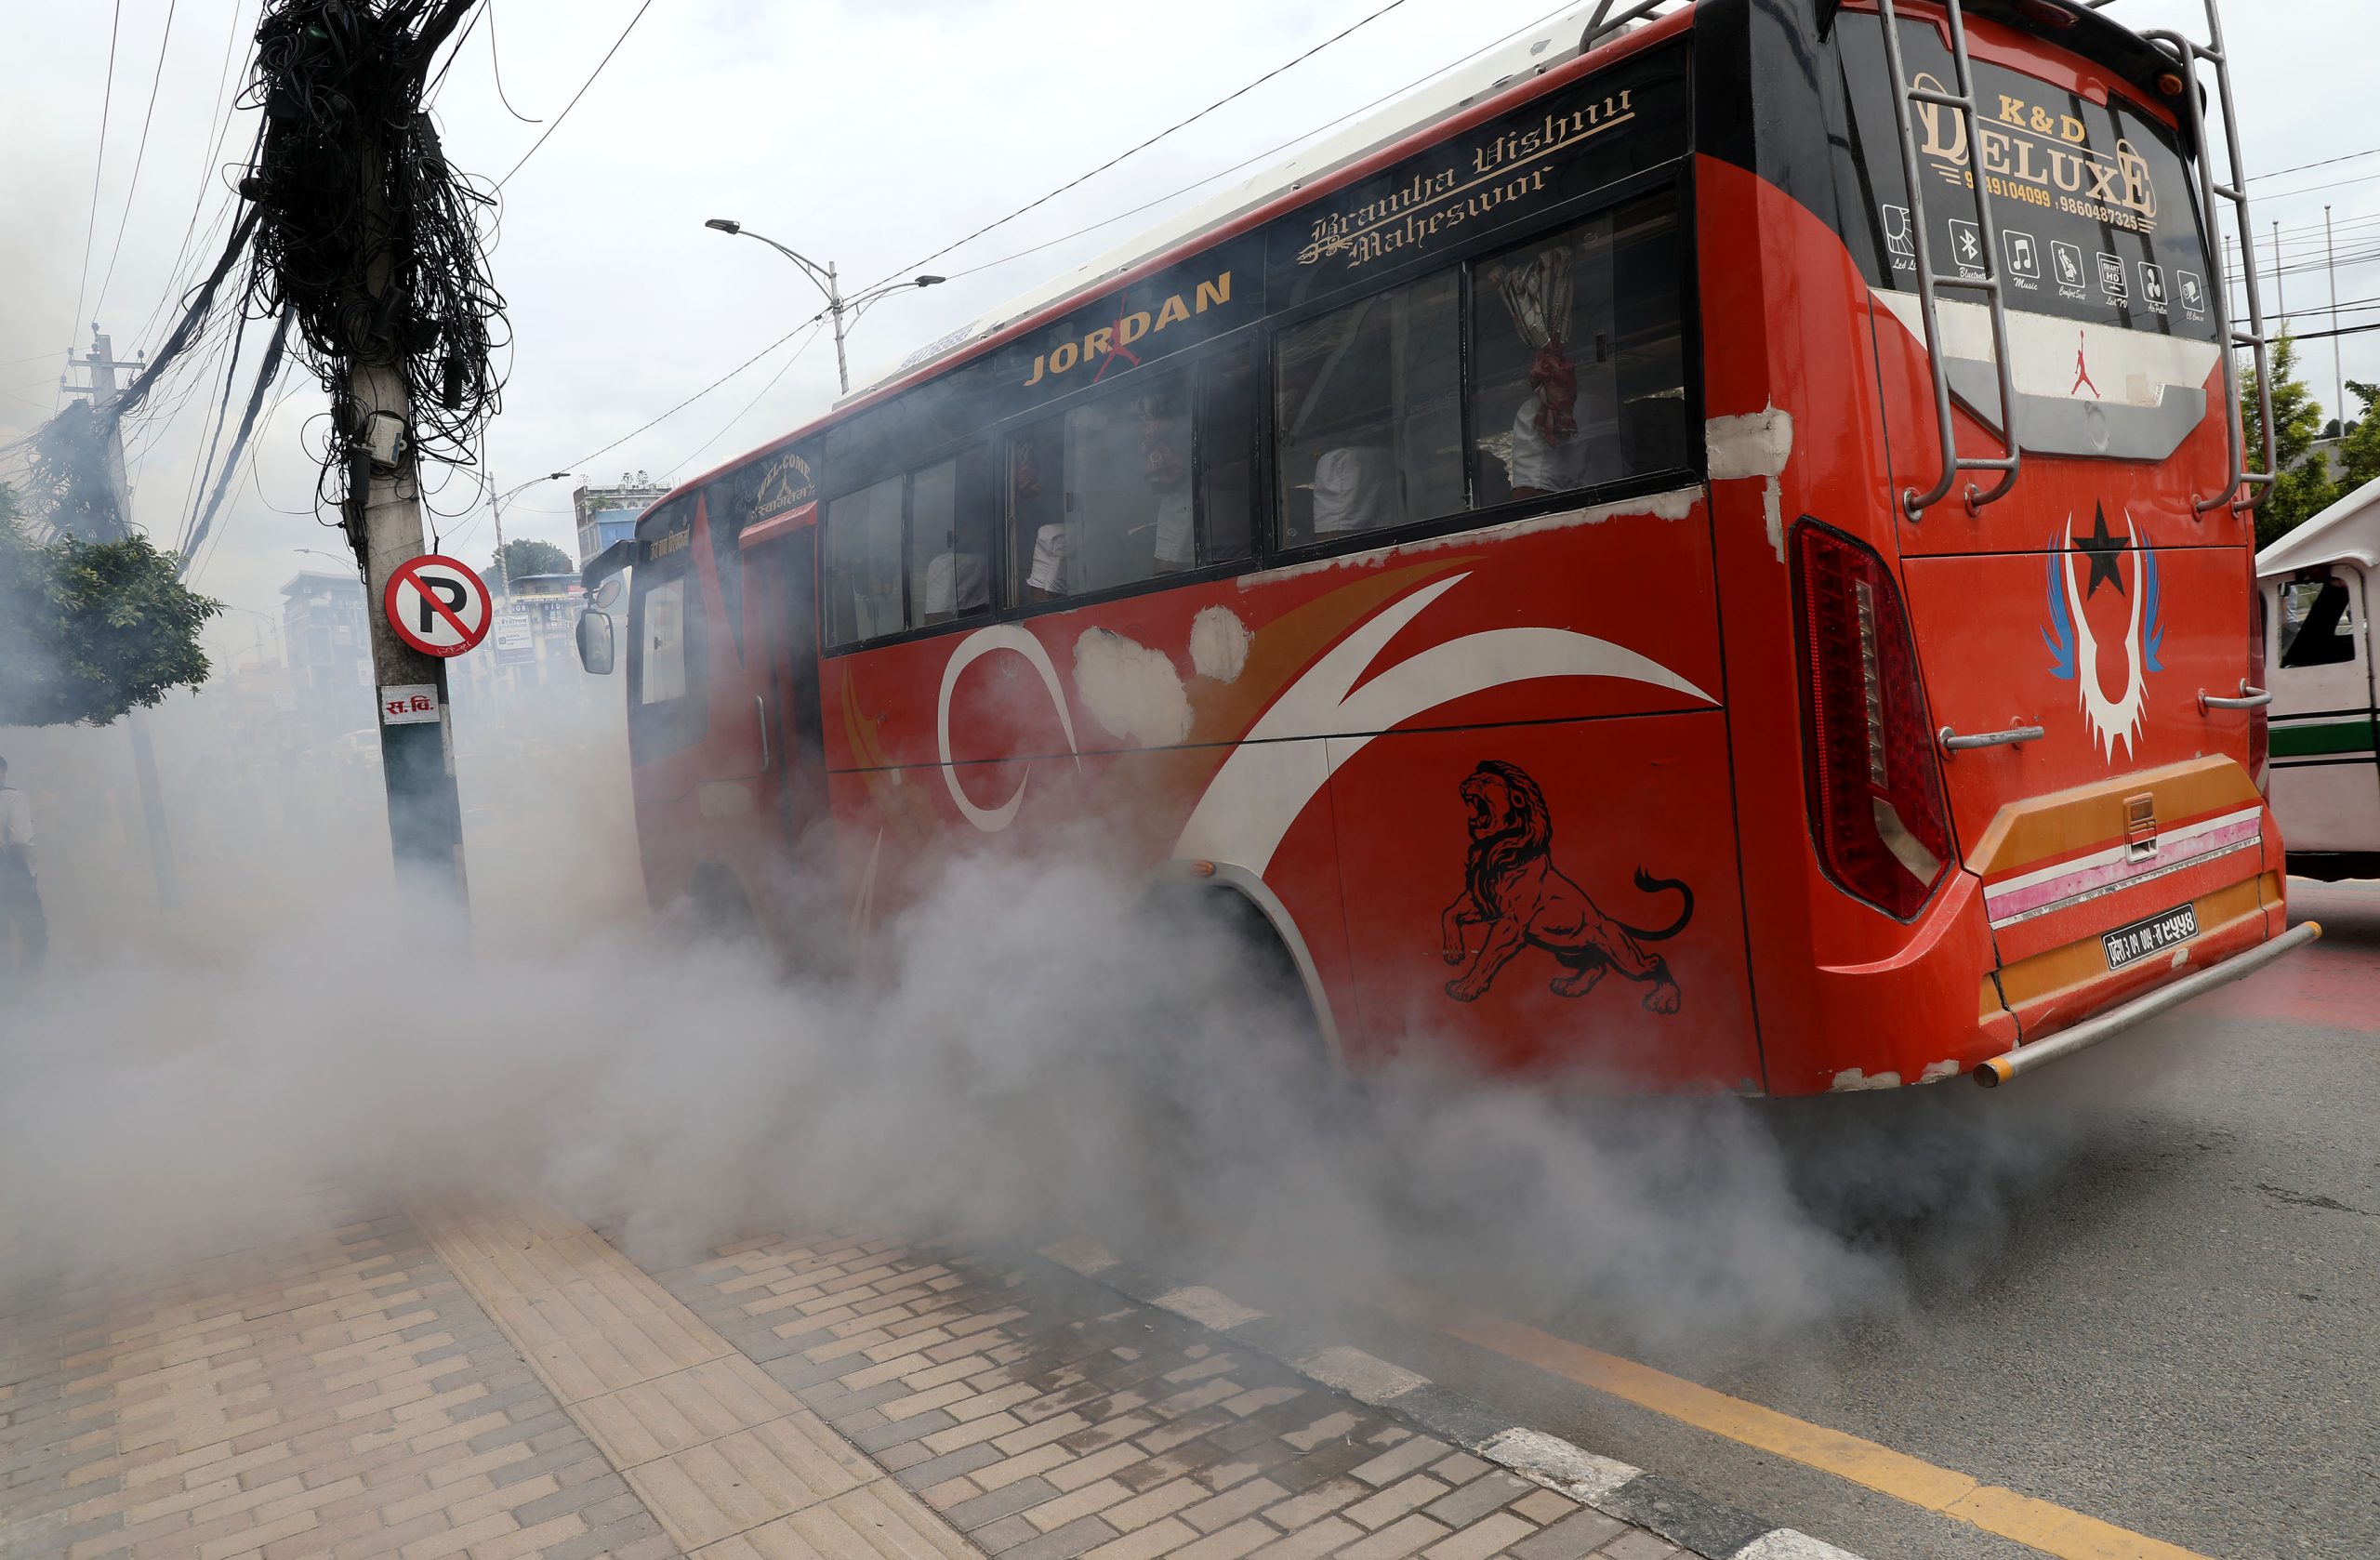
[2258,475,2380,879]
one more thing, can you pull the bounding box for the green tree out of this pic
[2336,379,2380,491]
[2245,332,2338,548]
[0,484,223,727]
[492,537,574,587]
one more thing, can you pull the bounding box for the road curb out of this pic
[1034,1237,1868,1560]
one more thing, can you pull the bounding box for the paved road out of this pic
[1157,882,2378,1560]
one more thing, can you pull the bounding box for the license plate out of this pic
[2102,903,2199,970]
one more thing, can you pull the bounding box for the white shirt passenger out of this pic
[1027,524,1069,595]
[1508,398,1601,494]
[924,551,989,616]
[1154,492,1194,568]
[1312,447,1398,535]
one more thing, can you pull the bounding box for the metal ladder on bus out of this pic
[1873,0,2021,519]
[2087,0,2276,514]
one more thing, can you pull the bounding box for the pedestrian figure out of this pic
[0,756,47,984]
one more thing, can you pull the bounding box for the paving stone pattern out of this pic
[647,1228,1680,1560]
[3,1189,1682,1560]
[0,1193,669,1560]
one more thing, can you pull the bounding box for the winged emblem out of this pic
[2042,510,2163,761]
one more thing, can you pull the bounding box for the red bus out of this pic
[580,0,2315,1094]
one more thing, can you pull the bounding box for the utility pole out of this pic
[341,97,469,903]
[486,470,571,597]
[61,330,142,528]
[2272,219,2284,322]
[61,325,179,913]
[826,259,847,395]
[2326,205,2345,436]
[350,360,468,898]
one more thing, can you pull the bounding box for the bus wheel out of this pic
[686,865,760,945]
[1141,881,1343,1109]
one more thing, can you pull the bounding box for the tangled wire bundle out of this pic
[245,0,506,508]
[11,1,508,561]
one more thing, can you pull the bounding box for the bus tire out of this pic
[686,864,760,944]
[1144,874,1345,1104]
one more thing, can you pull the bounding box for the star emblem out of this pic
[2073,504,2127,598]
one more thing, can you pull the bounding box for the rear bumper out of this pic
[1977,919,2321,1085]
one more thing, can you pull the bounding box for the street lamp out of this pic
[703,218,944,394]
[486,470,574,595]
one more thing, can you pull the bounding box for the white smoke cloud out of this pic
[0,678,2103,1370]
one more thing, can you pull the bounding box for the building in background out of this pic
[279,570,371,724]
[573,472,668,565]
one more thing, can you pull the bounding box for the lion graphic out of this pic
[1438,760,1692,1012]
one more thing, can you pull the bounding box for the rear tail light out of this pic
[1792,522,1955,919]
[2248,570,2269,791]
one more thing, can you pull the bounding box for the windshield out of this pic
[1833,11,2218,343]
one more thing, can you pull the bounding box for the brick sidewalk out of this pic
[1,1191,1683,1560]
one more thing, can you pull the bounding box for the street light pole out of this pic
[486,470,573,596]
[703,219,943,395]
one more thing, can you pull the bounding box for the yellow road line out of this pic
[1371,1282,2215,1560]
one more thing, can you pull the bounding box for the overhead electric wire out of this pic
[176,309,253,555]
[2254,146,2380,184]
[181,309,297,575]
[661,322,826,481]
[612,0,1591,480]
[925,0,1590,289]
[487,0,541,122]
[562,314,820,474]
[65,0,128,359]
[2293,321,2380,343]
[494,0,655,187]
[859,0,1417,292]
[135,0,258,352]
[91,0,181,324]
[2254,169,2380,205]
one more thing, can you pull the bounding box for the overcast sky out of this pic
[2,0,2373,668]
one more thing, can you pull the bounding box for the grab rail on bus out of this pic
[1873,0,2023,520]
[2086,0,2277,515]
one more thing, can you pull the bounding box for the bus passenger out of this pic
[1312,446,1397,535]
[1144,398,1193,571]
[923,545,989,623]
[1027,523,1069,600]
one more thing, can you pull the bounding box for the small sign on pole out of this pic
[383,553,494,657]
[379,683,440,725]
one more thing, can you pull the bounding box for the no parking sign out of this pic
[383,554,493,657]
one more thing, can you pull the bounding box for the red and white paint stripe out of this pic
[1983,806,2263,928]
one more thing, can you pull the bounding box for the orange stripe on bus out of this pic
[1963,757,2260,879]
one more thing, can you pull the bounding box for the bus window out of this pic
[625,498,707,761]
[1010,369,1201,602]
[1472,194,1690,507]
[638,577,689,705]
[910,447,996,626]
[1273,268,1462,546]
[824,475,906,646]
[1198,345,1259,568]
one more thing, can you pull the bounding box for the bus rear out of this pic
[1702,0,2306,1090]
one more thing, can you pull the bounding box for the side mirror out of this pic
[575,608,615,675]
[592,576,624,612]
